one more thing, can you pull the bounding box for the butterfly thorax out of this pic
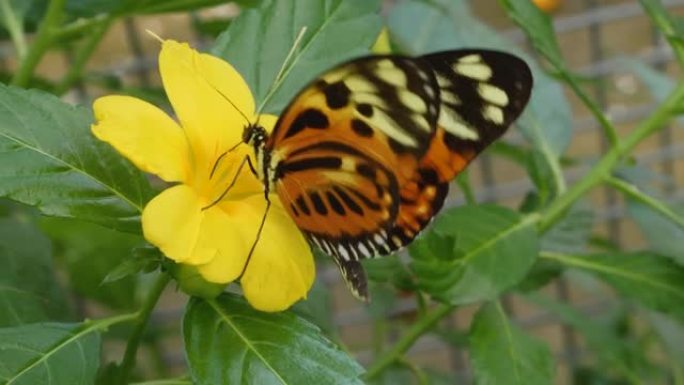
[242,123,277,191]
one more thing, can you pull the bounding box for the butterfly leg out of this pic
[238,196,271,279]
[203,155,251,210]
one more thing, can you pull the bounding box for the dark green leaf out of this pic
[63,0,242,17]
[628,200,684,266]
[0,84,152,233]
[541,203,594,254]
[103,246,163,284]
[469,302,554,385]
[291,279,336,337]
[184,294,364,384]
[527,293,650,381]
[0,322,100,385]
[0,218,70,327]
[497,0,564,67]
[212,0,382,114]
[363,256,415,292]
[41,217,144,310]
[515,259,562,292]
[410,205,539,304]
[544,251,684,322]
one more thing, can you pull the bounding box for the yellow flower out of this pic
[91,40,314,312]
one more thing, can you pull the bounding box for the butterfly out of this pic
[241,49,533,301]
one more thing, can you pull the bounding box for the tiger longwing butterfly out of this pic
[241,49,533,300]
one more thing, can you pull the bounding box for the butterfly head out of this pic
[242,123,268,148]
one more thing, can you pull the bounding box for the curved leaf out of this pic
[0,84,153,233]
[0,218,70,327]
[542,251,684,322]
[212,0,382,114]
[410,205,539,304]
[184,294,364,385]
[0,322,100,385]
[469,303,554,385]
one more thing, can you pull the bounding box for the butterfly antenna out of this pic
[255,26,308,117]
[208,83,253,126]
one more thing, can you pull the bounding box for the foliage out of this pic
[1,0,684,383]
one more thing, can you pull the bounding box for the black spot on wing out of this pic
[295,196,310,216]
[280,156,342,174]
[351,119,374,137]
[284,108,329,139]
[324,81,351,109]
[309,192,328,215]
[333,186,364,216]
[327,191,346,215]
[356,103,373,117]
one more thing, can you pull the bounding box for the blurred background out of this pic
[2,0,683,384]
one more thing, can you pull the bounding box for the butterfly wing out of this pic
[267,56,442,300]
[266,51,532,300]
[386,50,534,252]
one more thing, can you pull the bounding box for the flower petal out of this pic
[193,203,256,282]
[239,195,315,312]
[92,95,190,182]
[159,40,255,177]
[142,185,207,264]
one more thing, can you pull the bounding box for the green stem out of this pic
[54,17,114,95]
[605,175,684,231]
[11,0,66,87]
[53,14,110,42]
[559,71,619,148]
[118,273,172,385]
[639,0,684,68]
[397,357,429,385]
[538,81,684,232]
[364,303,454,380]
[456,170,476,205]
[0,0,27,59]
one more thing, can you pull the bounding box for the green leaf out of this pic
[410,205,539,304]
[0,322,100,385]
[102,246,162,284]
[291,279,336,337]
[541,203,594,254]
[184,294,364,384]
[630,202,684,266]
[496,0,563,67]
[527,293,649,381]
[0,217,71,327]
[41,217,144,310]
[0,84,152,234]
[469,302,554,385]
[212,0,382,114]
[542,251,684,322]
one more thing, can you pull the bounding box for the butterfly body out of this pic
[243,50,533,300]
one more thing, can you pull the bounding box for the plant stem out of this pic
[559,71,619,148]
[639,0,684,69]
[54,17,114,95]
[605,175,684,231]
[364,303,454,380]
[11,0,66,87]
[118,272,172,385]
[0,0,27,59]
[538,81,684,232]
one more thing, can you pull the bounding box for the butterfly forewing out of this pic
[373,50,533,269]
[264,50,532,301]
